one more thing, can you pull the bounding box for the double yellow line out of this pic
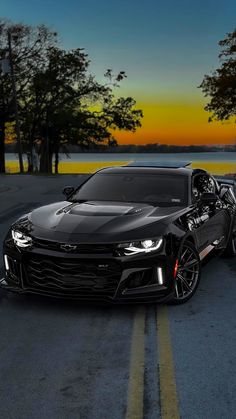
[126,306,146,419]
[126,305,180,419]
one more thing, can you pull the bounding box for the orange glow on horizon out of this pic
[114,102,235,145]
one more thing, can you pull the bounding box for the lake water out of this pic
[5,151,236,163]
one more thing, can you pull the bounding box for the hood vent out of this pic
[56,202,145,217]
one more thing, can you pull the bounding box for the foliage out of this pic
[0,19,143,173]
[199,29,236,122]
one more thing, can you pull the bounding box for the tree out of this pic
[20,47,143,173]
[199,28,236,122]
[0,20,57,172]
[0,20,143,174]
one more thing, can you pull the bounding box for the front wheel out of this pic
[169,241,201,305]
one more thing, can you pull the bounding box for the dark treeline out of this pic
[5,142,235,154]
[72,143,236,153]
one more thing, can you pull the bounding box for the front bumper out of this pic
[1,244,176,303]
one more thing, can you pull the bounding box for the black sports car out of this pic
[1,162,236,304]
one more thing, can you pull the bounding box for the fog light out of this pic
[4,255,9,271]
[157,267,164,285]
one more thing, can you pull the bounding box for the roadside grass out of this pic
[5,161,129,174]
[5,160,236,175]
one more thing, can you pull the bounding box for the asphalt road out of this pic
[0,174,236,419]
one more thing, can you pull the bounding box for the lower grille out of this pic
[24,256,121,297]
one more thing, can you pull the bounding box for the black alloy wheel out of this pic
[223,234,236,257]
[170,241,201,305]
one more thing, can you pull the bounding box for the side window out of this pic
[192,173,215,201]
[209,176,219,194]
[192,175,199,201]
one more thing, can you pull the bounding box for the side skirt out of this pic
[199,236,225,261]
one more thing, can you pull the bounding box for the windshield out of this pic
[71,173,188,206]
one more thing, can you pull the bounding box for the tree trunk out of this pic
[0,121,6,173]
[54,140,60,174]
[39,137,53,173]
[27,135,34,174]
[26,152,33,173]
[27,120,37,174]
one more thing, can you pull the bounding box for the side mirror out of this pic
[200,192,218,205]
[219,185,229,199]
[219,186,236,205]
[63,186,75,198]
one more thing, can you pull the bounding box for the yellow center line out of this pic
[157,305,180,419]
[126,306,146,419]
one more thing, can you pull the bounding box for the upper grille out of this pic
[24,256,121,298]
[33,238,114,254]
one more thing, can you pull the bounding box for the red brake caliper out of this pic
[173,259,179,279]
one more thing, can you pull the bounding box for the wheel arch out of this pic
[184,234,196,247]
[172,233,197,257]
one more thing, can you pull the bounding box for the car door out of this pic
[192,173,231,251]
[199,205,231,249]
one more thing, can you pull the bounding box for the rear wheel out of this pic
[223,233,236,257]
[169,241,201,305]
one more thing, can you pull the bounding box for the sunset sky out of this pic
[2,0,236,145]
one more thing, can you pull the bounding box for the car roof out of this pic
[126,160,191,168]
[97,166,193,176]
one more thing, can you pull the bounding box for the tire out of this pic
[223,233,236,257]
[168,241,201,305]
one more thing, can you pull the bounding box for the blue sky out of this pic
[1,0,236,144]
[2,0,235,96]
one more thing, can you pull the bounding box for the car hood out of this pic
[28,200,187,242]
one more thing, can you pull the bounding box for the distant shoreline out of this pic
[56,150,235,154]
[5,144,235,154]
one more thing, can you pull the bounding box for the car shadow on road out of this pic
[1,290,139,319]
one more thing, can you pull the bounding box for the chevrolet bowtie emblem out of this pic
[60,244,77,252]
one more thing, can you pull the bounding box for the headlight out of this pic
[118,238,163,255]
[12,230,32,248]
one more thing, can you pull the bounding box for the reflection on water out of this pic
[5,152,236,175]
[5,151,236,163]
